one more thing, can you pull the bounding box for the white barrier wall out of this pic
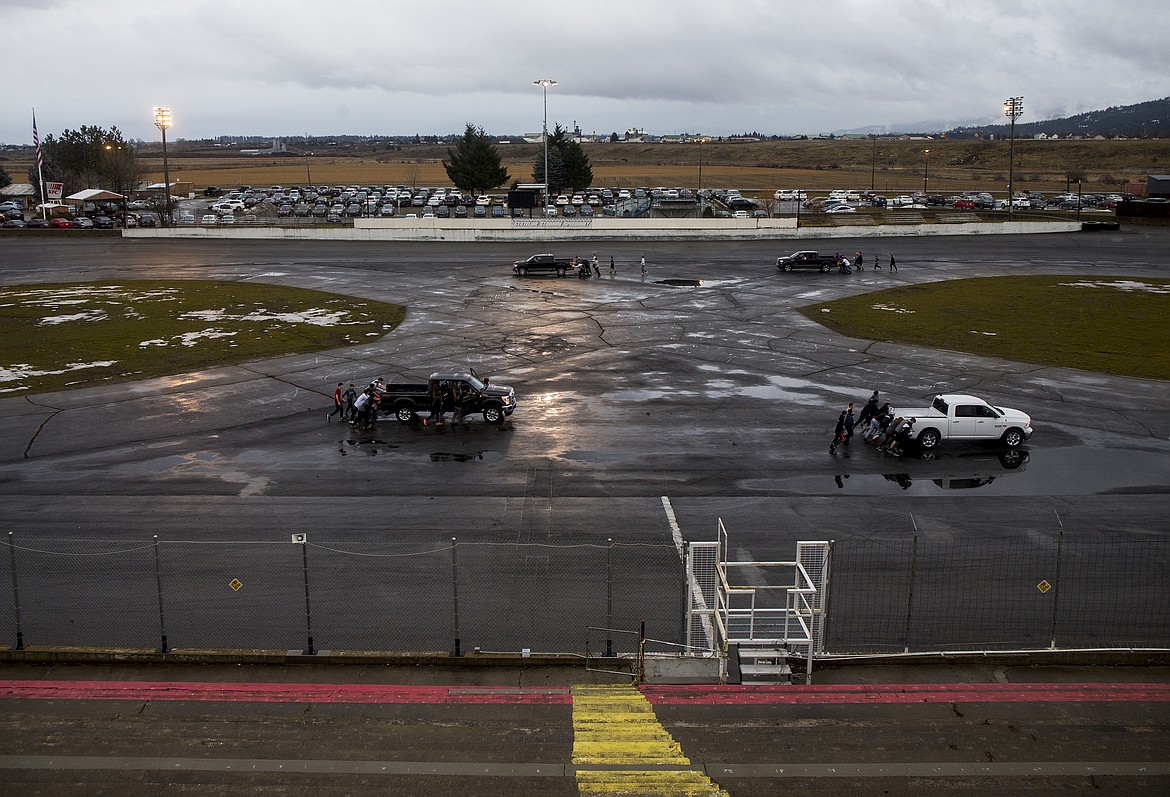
[124,219,1081,242]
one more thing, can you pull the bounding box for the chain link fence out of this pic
[1,534,684,655]
[825,534,1170,653]
[5,530,1166,657]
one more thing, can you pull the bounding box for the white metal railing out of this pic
[686,519,829,681]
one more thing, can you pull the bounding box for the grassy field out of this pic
[6,138,1166,198]
[802,276,1170,381]
[0,281,405,395]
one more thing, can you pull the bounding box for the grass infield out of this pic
[802,275,1170,381]
[0,281,406,395]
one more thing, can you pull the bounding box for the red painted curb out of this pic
[0,680,573,705]
[2,680,1167,706]
[640,683,1170,705]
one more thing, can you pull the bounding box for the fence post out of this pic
[604,538,614,658]
[903,532,919,653]
[7,532,23,651]
[450,537,461,657]
[297,535,315,655]
[153,535,168,653]
[821,540,835,656]
[1049,514,1065,650]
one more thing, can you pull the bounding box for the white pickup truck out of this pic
[895,394,1033,450]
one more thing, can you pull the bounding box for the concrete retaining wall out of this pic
[123,219,1081,242]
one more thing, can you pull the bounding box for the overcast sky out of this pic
[3,0,1168,145]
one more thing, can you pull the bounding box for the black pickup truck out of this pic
[775,251,837,272]
[513,253,573,277]
[377,370,517,425]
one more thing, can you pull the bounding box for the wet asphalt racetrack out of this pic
[0,229,1168,651]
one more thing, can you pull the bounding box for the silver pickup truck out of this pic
[894,394,1033,450]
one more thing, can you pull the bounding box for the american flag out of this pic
[32,110,43,175]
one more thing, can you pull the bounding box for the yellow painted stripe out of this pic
[572,684,728,796]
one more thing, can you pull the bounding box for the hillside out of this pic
[947,97,1170,140]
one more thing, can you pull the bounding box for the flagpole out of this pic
[33,109,46,220]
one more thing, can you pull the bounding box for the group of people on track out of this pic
[833,251,898,273]
[327,378,477,430]
[830,390,917,456]
[327,379,386,429]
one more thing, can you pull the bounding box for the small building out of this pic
[1147,175,1170,199]
[0,183,37,210]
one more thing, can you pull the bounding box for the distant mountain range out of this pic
[837,97,1170,139]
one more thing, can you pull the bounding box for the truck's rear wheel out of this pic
[482,405,504,425]
[918,429,941,449]
[1002,428,1025,448]
[395,403,416,423]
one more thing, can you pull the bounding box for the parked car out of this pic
[2,218,26,228]
[93,215,116,228]
[953,198,976,211]
[27,218,51,228]
[49,217,74,229]
[454,205,468,218]
[201,214,218,225]
[473,205,486,218]
[491,205,506,218]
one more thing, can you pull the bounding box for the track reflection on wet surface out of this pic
[810,445,1170,496]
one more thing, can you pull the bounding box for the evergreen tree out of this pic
[0,164,11,189]
[533,124,593,193]
[560,139,593,192]
[31,125,141,198]
[443,123,510,194]
[531,146,565,194]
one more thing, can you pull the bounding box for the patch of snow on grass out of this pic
[1059,280,1170,295]
[0,360,118,384]
[872,303,915,314]
[180,308,354,326]
[140,329,238,348]
[38,310,109,326]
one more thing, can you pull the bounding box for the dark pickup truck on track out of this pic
[513,253,573,277]
[378,370,517,425]
[776,251,838,272]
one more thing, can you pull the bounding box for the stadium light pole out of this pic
[533,79,557,212]
[923,148,930,195]
[153,107,173,227]
[1004,96,1023,220]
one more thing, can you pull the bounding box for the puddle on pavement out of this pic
[656,278,703,287]
[430,451,486,462]
[340,438,400,457]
